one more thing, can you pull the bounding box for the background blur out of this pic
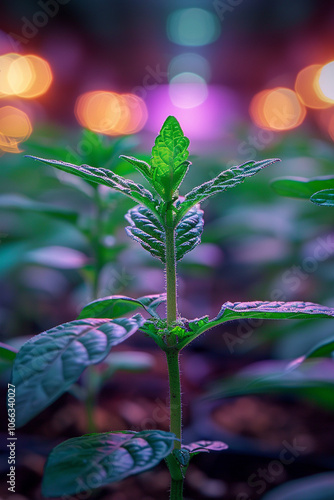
[1,1,334,499]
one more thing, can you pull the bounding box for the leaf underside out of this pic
[11,315,144,427]
[125,204,204,262]
[42,430,176,497]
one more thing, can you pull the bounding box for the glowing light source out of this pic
[0,53,52,98]
[0,106,32,153]
[169,72,208,109]
[250,87,306,131]
[145,84,240,140]
[318,61,334,103]
[168,53,211,82]
[295,64,332,109]
[167,8,221,47]
[75,91,147,135]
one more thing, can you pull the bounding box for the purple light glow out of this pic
[145,85,241,140]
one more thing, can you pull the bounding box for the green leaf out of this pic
[310,189,334,206]
[12,314,144,427]
[207,359,334,407]
[119,155,153,185]
[125,204,204,262]
[78,294,166,320]
[26,156,160,217]
[42,430,176,497]
[151,116,190,201]
[288,335,334,371]
[0,194,79,223]
[0,342,18,362]
[175,205,204,260]
[125,205,165,261]
[185,301,334,348]
[271,176,334,199]
[261,472,334,500]
[176,158,280,223]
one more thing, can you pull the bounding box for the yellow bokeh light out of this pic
[295,64,333,109]
[250,87,306,131]
[0,106,32,153]
[0,53,52,99]
[75,91,147,135]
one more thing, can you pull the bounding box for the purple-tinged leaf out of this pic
[183,301,334,348]
[12,314,145,427]
[183,440,228,454]
[42,430,176,497]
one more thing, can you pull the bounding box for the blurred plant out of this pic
[6,117,334,500]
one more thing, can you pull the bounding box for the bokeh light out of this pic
[146,84,240,140]
[168,53,211,82]
[318,61,334,103]
[169,72,208,109]
[167,8,221,46]
[0,53,52,98]
[0,106,32,153]
[250,87,306,130]
[295,64,333,109]
[75,91,147,135]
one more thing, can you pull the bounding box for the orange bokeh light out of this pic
[0,106,32,153]
[250,87,306,131]
[0,53,52,98]
[75,91,147,136]
[295,64,333,109]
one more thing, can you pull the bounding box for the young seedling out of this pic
[8,117,334,499]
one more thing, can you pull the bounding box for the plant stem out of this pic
[165,203,177,326]
[170,478,184,500]
[164,202,183,498]
[166,349,182,448]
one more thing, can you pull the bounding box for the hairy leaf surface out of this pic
[125,205,165,260]
[176,158,280,223]
[42,430,176,497]
[12,315,144,427]
[184,301,334,348]
[151,116,190,200]
[26,156,160,216]
[78,294,166,320]
[125,204,204,262]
